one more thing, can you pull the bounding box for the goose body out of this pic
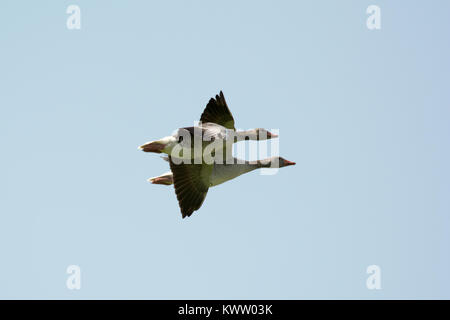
[139,92,277,162]
[149,157,295,188]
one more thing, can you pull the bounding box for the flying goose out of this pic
[150,156,296,187]
[138,91,277,162]
[140,91,295,218]
[149,156,295,217]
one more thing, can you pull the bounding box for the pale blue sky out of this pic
[1,0,449,299]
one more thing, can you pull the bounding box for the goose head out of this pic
[278,157,296,167]
[255,128,278,140]
[239,128,278,141]
[259,156,296,168]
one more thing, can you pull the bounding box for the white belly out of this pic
[209,163,253,187]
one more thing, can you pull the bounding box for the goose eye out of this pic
[178,136,183,143]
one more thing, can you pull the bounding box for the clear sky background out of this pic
[1,0,449,299]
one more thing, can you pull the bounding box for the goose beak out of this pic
[284,160,296,166]
[267,131,278,138]
[139,141,166,153]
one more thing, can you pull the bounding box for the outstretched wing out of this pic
[200,91,236,130]
[169,157,213,218]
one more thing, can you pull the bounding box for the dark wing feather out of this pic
[200,91,236,130]
[169,157,213,218]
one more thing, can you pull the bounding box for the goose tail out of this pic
[148,171,173,185]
